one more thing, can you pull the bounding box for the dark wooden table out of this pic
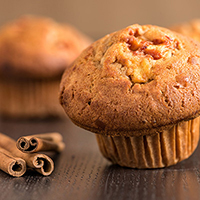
[0,117,200,200]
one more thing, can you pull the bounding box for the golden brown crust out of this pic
[60,24,200,136]
[0,15,92,79]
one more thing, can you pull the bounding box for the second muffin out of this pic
[0,15,91,118]
[170,19,200,42]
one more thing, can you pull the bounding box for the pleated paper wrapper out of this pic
[96,117,200,168]
[0,78,66,118]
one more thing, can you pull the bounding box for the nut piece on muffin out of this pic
[0,15,92,118]
[60,24,200,168]
[170,19,200,42]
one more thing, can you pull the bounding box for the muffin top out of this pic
[60,24,200,136]
[0,15,91,79]
[170,19,200,42]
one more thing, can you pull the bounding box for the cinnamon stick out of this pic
[0,147,26,177]
[0,133,54,176]
[16,132,65,153]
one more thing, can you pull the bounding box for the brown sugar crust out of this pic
[60,24,200,136]
[0,15,91,79]
[170,19,200,43]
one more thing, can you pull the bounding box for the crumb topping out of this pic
[100,25,181,83]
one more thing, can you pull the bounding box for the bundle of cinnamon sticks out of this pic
[0,132,65,177]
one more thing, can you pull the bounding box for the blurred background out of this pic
[0,0,200,40]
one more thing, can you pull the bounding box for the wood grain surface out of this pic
[0,117,200,200]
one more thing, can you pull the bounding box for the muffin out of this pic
[0,15,91,118]
[60,24,200,168]
[170,19,200,42]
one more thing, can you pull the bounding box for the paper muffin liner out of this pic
[96,117,200,168]
[0,78,66,118]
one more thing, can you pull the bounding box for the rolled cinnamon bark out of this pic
[0,133,54,176]
[0,147,26,177]
[16,132,65,153]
